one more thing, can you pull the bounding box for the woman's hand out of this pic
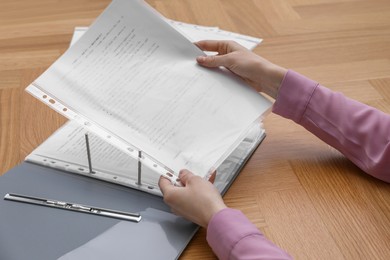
[195,40,287,99]
[159,169,227,228]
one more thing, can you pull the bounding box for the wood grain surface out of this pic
[1,0,389,259]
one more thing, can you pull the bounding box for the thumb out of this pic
[158,176,175,195]
[178,169,195,186]
[196,55,229,68]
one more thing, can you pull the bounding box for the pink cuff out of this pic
[207,208,261,259]
[272,70,319,123]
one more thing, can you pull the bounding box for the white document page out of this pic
[26,0,271,179]
[26,121,161,195]
[70,21,262,51]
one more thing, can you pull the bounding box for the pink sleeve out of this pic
[207,208,292,260]
[273,70,390,182]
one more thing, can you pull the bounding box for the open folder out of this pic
[0,124,265,259]
[1,100,266,260]
[0,0,269,259]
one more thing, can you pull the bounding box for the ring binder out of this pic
[0,2,269,258]
[0,120,265,259]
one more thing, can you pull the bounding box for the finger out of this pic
[195,40,244,54]
[178,169,195,185]
[195,40,228,53]
[158,175,175,195]
[196,54,229,68]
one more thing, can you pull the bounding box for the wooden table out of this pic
[1,0,389,259]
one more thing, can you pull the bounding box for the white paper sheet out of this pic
[70,21,262,51]
[26,120,162,195]
[26,0,271,180]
